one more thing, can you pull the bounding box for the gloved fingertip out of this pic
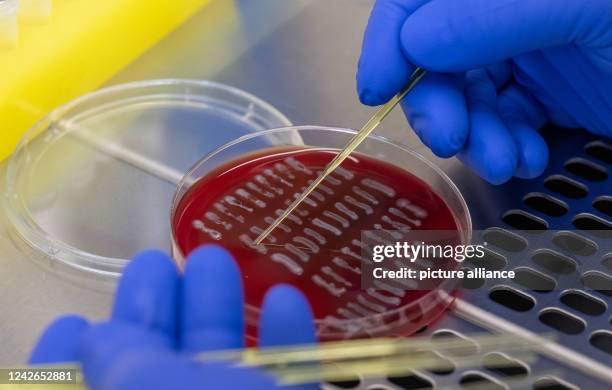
[357,0,421,107]
[449,130,469,156]
[357,71,396,105]
[515,135,550,179]
[262,285,312,318]
[119,249,177,277]
[405,110,426,139]
[359,88,383,106]
[129,249,176,269]
[407,111,462,157]
[113,249,179,334]
[185,244,236,270]
[181,244,244,352]
[184,245,240,286]
[401,73,469,157]
[459,135,518,185]
[29,315,89,364]
[123,250,178,284]
[483,155,518,185]
[428,126,468,158]
[259,284,316,347]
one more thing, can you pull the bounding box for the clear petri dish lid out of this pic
[5,79,297,278]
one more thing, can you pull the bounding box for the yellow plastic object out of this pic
[0,0,213,161]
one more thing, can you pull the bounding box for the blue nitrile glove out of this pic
[357,0,612,184]
[29,246,317,390]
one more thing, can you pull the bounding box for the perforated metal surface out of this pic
[322,128,611,389]
[463,127,611,362]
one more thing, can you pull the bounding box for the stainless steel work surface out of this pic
[1,1,610,389]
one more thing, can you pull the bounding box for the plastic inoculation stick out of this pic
[254,67,427,245]
[22,333,551,388]
[194,332,548,366]
[0,0,217,161]
[190,332,548,385]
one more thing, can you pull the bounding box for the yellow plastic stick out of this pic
[0,0,215,161]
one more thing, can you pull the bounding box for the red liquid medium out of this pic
[173,147,461,340]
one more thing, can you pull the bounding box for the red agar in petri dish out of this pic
[172,147,462,341]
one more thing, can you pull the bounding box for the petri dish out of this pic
[5,79,296,280]
[171,126,472,341]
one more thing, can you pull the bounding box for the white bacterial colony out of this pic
[271,253,303,275]
[192,220,221,240]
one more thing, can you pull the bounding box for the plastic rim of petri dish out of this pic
[0,1,19,19]
[5,79,296,280]
[171,126,472,341]
[0,0,19,48]
[0,0,19,20]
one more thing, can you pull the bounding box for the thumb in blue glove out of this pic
[358,0,612,184]
[29,246,317,390]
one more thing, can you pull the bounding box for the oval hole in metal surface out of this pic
[602,253,612,270]
[514,267,556,292]
[552,231,597,256]
[489,286,536,312]
[581,271,612,297]
[560,290,606,316]
[502,210,548,231]
[533,376,579,390]
[482,352,529,378]
[572,213,612,238]
[564,158,608,182]
[589,330,612,356]
[523,193,568,217]
[431,330,478,357]
[459,372,505,390]
[531,249,577,274]
[593,196,612,217]
[467,248,507,271]
[584,140,612,164]
[543,175,588,199]
[387,372,433,390]
[482,228,527,252]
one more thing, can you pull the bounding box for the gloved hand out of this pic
[29,246,317,390]
[357,0,612,184]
